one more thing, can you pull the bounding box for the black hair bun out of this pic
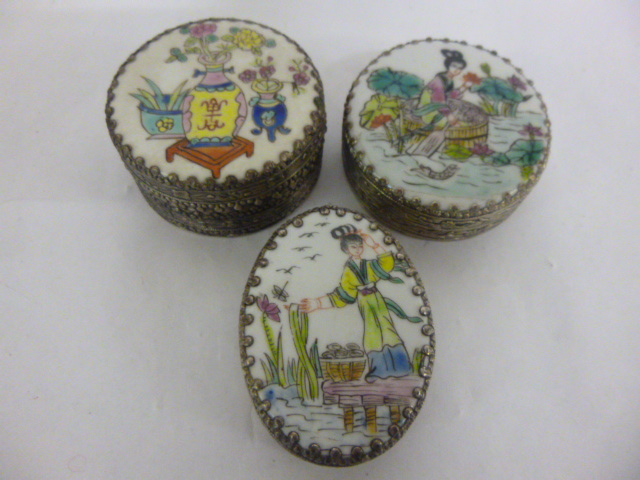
[442,49,463,61]
[331,224,357,239]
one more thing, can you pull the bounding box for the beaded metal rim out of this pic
[238,205,436,467]
[105,17,326,191]
[342,38,551,240]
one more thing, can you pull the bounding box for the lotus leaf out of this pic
[505,139,545,166]
[359,94,400,130]
[472,77,524,103]
[368,68,424,99]
[444,143,473,160]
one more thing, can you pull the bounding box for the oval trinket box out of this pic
[239,205,435,466]
[106,19,326,236]
[343,39,550,240]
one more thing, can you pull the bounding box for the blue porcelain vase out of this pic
[249,79,291,143]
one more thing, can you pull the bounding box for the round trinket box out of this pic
[106,19,326,236]
[239,205,435,466]
[343,39,550,240]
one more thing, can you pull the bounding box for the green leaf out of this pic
[185,47,201,54]
[481,62,492,77]
[136,89,161,109]
[443,143,473,160]
[521,165,534,180]
[251,47,262,56]
[229,27,240,34]
[506,139,545,166]
[265,39,276,48]
[179,27,190,34]
[206,34,218,43]
[490,152,510,166]
[221,34,235,43]
[129,93,156,109]
[359,94,400,129]
[143,77,164,101]
[184,37,198,47]
[276,332,287,387]
[167,80,188,110]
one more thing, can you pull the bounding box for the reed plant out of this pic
[289,305,320,400]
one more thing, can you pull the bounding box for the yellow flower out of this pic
[156,117,174,132]
[232,29,265,51]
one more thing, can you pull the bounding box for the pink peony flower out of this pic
[293,72,310,86]
[190,22,216,38]
[259,65,276,79]
[239,69,257,83]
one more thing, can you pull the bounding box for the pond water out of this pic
[260,384,401,453]
[360,109,548,208]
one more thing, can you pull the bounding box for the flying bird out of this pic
[304,254,322,261]
[299,232,319,238]
[292,246,312,252]
[315,222,329,227]
[276,266,300,274]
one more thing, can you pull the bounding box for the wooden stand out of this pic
[166,137,254,179]
[322,376,423,433]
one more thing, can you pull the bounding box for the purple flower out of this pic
[470,143,495,157]
[259,65,276,79]
[509,75,527,91]
[519,123,544,137]
[293,72,310,86]
[239,69,257,83]
[257,294,281,322]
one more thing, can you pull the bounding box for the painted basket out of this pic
[320,357,367,382]
[445,120,489,148]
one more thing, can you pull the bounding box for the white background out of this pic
[1,1,639,479]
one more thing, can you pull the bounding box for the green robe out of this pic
[327,252,409,352]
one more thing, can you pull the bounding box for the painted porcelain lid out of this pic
[345,39,550,210]
[109,19,322,183]
[240,206,435,466]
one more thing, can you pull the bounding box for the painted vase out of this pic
[249,79,291,143]
[183,53,248,147]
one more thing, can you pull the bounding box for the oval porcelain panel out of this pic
[239,206,435,466]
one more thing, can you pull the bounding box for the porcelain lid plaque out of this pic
[239,206,435,466]
[343,39,550,240]
[106,18,326,236]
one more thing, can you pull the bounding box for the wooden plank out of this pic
[362,395,385,406]
[338,395,362,407]
[322,376,423,398]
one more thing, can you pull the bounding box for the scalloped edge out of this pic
[238,205,436,467]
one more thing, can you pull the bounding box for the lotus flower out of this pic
[519,123,544,137]
[470,143,495,158]
[509,75,527,91]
